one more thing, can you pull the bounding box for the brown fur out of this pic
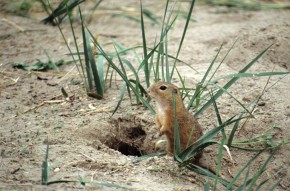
[148,82,222,176]
[147,81,203,154]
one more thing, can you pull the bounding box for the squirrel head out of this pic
[147,81,180,105]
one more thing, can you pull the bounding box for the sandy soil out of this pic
[1,1,290,190]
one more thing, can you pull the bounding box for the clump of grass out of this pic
[204,0,290,10]
[54,1,164,100]
[170,41,289,189]
[13,52,73,71]
[40,0,85,25]
[55,4,105,99]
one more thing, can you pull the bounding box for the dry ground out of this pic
[1,1,290,190]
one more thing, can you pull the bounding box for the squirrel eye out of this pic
[159,85,167,90]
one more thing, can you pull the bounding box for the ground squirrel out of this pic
[147,81,203,156]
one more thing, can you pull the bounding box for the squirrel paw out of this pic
[159,127,166,136]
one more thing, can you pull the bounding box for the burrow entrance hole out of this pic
[105,116,154,156]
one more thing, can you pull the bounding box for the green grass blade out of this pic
[187,43,223,111]
[42,0,85,25]
[186,164,230,186]
[120,57,139,79]
[165,27,170,82]
[112,39,127,53]
[155,0,169,82]
[140,0,149,88]
[211,90,223,126]
[137,42,161,72]
[140,6,178,82]
[236,167,251,191]
[80,7,103,98]
[179,141,218,163]
[148,47,193,69]
[149,37,157,80]
[81,27,93,90]
[186,163,215,178]
[195,44,273,117]
[255,178,270,191]
[247,149,279,190]
[113,45,133,103]
[195,115,234,143]
[79,7,93,91]
[170,0,196,80]
[113,13,141,22]
[109,66,114,88]
[133,152,166,162]
[205,0,290,10]
[227,112,245,147]
[129,79,147,97]
[180,115,249,161]
[211,72,290,83]
[41,137,49,185]
[120,57,145,103]
[112,82,127,116]
[207,39,238,85]
[226,149,265,189]
[268,179,282,191]
[215,84,254,118]
[133,49,142,65]
[97,53,104,92]
[38,0,51,15]
[142,7,160,25]
[87,29,155,114]
[239,44,273,73]
[163,1,176,82]
[228,72,280,147]
[204,179,210,191]
[210,90,225,190]
[61,4,86,87]
[85,28,104,98]
[87,0,103,23]
[214,136,225,190]
[173,96,182,156]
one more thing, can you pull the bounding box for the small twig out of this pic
[61,160,86,170]
[11,167,20,174]
[1,18,25,32]
[22,100,64,114]
[0,72,19,84]
[80,105,114,114]
[30,70,79,77]
[0,50,34,56]
[223,145,233,162]
[9,100,64,119]
[91,169,98,182]
[8,86,82,119]
[80,152,95,162]
[22,102,46,114]
[227,168,234,178]
[57,65,77,84]
[0,29,46,40]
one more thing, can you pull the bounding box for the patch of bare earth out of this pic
[1,1,289,190]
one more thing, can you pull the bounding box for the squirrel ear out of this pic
[173,88,178,94]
